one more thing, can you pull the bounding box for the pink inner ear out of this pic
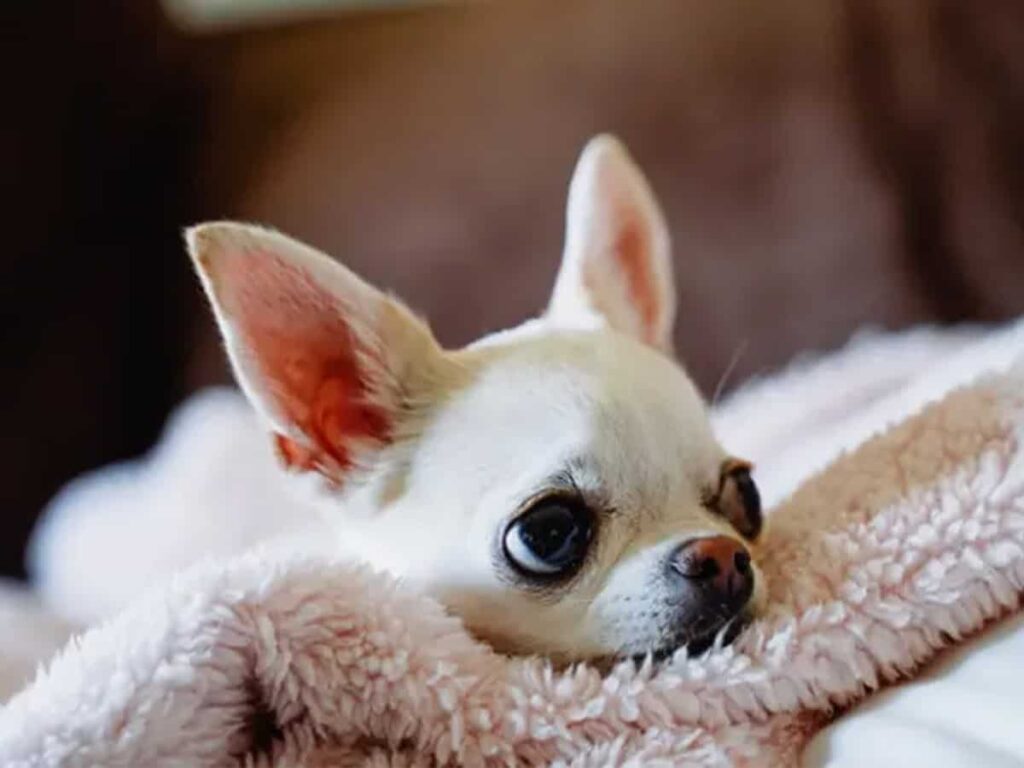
[584,218,659,346]
[615,221,658,344]
[218,249,391,480]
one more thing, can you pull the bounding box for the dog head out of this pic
[187,135,764,661]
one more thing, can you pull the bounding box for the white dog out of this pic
[186,135,764,662]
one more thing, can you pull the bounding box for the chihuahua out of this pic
[186,135,764,662]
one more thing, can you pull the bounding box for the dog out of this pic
[186,135,765,662]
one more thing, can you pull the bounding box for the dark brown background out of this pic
[2,0,1022,577]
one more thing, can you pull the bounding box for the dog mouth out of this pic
[634,609,752,664]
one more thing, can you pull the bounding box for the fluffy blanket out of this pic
[1,321,1022,766]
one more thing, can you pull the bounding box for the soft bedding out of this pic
[0,319,1021,766]
[805,611,1024,767]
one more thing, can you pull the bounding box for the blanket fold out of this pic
[3,356,1022,766]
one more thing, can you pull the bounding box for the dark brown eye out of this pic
[714,459,762,540]
[503,496,594,578]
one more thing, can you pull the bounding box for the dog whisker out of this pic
[711,340,749,408]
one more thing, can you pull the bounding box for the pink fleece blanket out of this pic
[1,352,1022,766]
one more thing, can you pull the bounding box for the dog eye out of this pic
[503,497,593,577]
[715,460,762,540]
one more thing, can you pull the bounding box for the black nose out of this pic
[669,536,754,608]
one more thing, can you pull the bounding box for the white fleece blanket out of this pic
[1,320,1022,766]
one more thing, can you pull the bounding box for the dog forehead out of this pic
[455,330,687,425]
[427,330,719,491]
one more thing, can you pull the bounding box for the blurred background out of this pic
[2,0,1023,578]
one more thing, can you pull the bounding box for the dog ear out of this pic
[547,135,676,352]
[187,222,452,486]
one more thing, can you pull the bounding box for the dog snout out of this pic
[669,535,754,608]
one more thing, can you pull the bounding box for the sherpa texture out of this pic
[0,583,72,703]
[2,325,1023,766]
